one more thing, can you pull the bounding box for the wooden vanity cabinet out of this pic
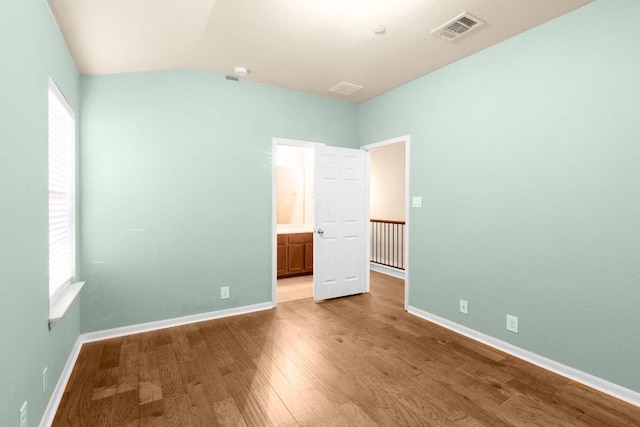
[277,235,287,277]
[277,232,313,278]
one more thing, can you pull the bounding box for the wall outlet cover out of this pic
[43,366,48,393]
[19,401,27,427]
[220,286,230,299]
[412,196,423,208]
[507,314,519,333]
[459,299,469,314]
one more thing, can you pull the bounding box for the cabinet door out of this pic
[277,235,287,277]
[305,238,313,272]
[287,235,306,274]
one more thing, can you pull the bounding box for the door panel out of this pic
[314,146,367,300]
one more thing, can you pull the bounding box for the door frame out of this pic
[271,137,325,306]
[360,135,411,310]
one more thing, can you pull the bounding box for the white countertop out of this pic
[277,224,314,234]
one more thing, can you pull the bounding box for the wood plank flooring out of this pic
[277,275,312,303]
[53,272,640,426]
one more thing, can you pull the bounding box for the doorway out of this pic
[272,137,400,307]
[362,135,411,310]
[272,138,322,304]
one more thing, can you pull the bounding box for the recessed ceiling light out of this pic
[373,25,386,35]
[234,66,248,77]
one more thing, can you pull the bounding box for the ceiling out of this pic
[49,0,593,103]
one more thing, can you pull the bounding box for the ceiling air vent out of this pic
[329,82,363,96]
[431,13,485,41]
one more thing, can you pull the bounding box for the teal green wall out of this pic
[360,0,640,392]
[0,1,80,425]
[79,70,358,332]
[3,1,638,424]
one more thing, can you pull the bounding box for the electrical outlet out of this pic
[412,196,423,208]
[220,286,230,299]
[507,314,519,333]
[459,299,468,315]
[43,367,48,393]
[19,401,27,427]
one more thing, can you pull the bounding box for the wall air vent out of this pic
[431,13,485,41]
[329,82,363,96]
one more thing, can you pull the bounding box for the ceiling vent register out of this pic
[431,13,485,41]
[329,82,364,96]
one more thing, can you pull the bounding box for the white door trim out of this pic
[361,135,411,311]
[271,137,325,307]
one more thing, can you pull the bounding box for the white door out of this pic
[314,146,368,300]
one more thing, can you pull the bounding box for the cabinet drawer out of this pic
[287,233,313,244]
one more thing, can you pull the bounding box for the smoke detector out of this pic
[234,66,248,77]
[431,13,485,41]
[329,82,363,96]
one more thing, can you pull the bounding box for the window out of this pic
[48,77,75,301]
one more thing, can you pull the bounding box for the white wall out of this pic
[370,142,406,221]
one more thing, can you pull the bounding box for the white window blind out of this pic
[48,78,75,300]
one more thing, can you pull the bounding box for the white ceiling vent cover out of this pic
[329,82,364,96]
[431,13,485,41]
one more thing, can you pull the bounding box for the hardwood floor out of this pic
[277,275,312,303]
[53,272,640,426]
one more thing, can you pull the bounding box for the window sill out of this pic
[49,281,85,330]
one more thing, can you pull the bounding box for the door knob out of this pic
[317,228,324,235]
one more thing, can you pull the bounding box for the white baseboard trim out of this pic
[40,337,83,427]
[40,302,274,426]
[370,262,405,279]
[408,305,640,408]
[81,302,273,343]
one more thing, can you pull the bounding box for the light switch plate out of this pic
[412,196,423,208]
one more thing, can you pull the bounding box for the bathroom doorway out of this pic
[272,139,320,303]
[272,137,373,306]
